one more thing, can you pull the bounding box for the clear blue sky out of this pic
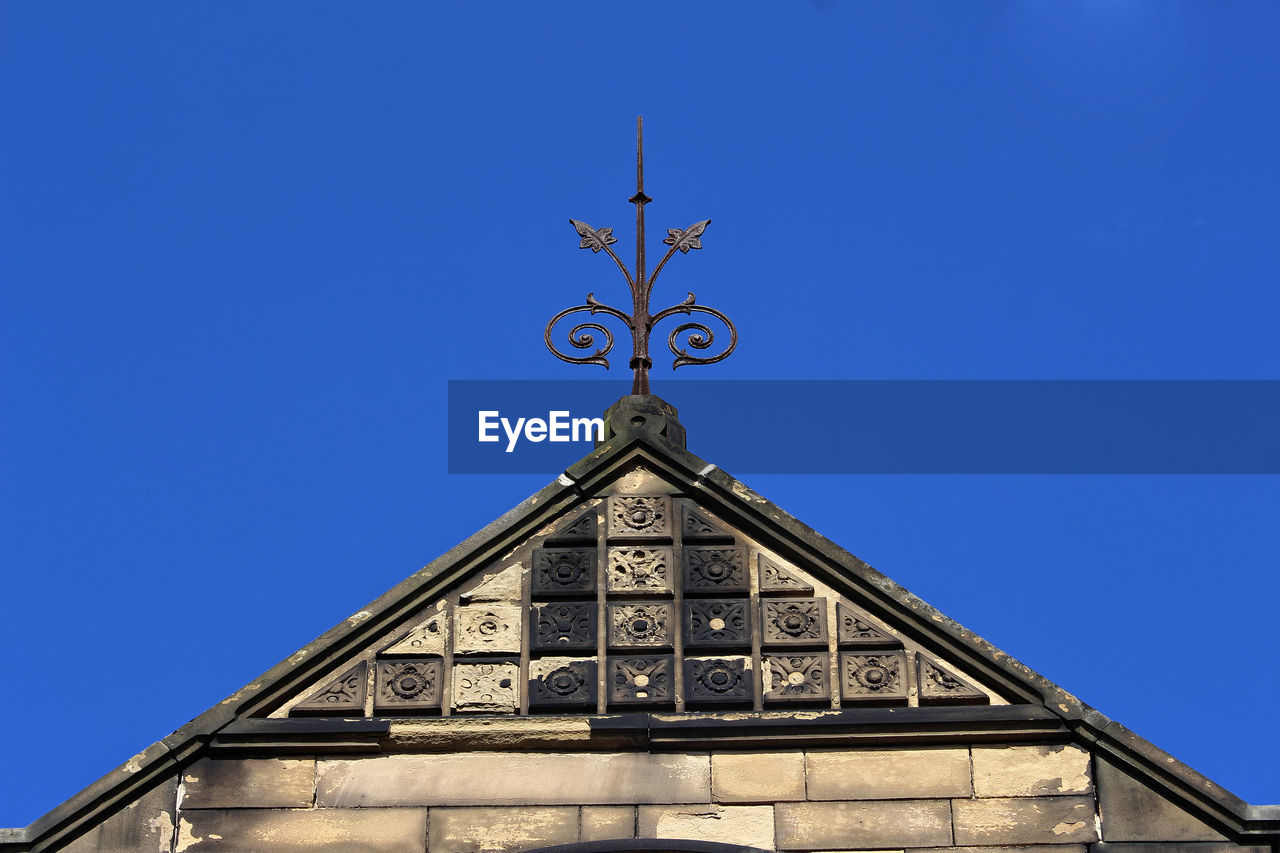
[2,1,1278,828]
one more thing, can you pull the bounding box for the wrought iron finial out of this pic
[544,116,737,395]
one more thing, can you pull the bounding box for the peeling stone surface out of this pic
[429,806,577,853]
[174,807,425,852]
[775,800,952,850]
[61,776,178,853]
[581,805,637,841]
[315,753,710,806]
[712,751,805,803]
[806,748,971,800]
[460,563,523,603]
[972,744,1093,797]
[637,804,776,849]
[952,796,1099,846]
[181,758,315,809]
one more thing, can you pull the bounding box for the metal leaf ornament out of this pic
[570,219,618,253]
[663,220,710,254]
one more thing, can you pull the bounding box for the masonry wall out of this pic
[57,742,1272,853]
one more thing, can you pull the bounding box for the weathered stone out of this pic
[775,800,952,850]
[806,748,971,800]
[453,605,521,655]
[909,847,1087,853]
[581,806,636,841]
[290,661,367,716]
[637,805,775,849]
[61,775,177,853]
[1095,755,1229,842]
[608,546,674,594]
[181,758,314,809]
[459,562,522,603]
[952,796,1099,846]
[1089,844,1270,853]
[712,751,805,803]
[972,744,1093,797]
[174,807,425,852]
[608,495,672,537]
[429,806,577,853]
[451,662,519,713]
[374,659,443,713]
[379,608,448,656]
[316,752,709,806]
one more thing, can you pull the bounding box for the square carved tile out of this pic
[453,605,522,655]
[607,546,674,594]
[531,547,597,598]
[684,657,754,707]
[528,658,597,710]
[683,547,748,595]
[840,651,908,706]
[452,662,519,713]
[761,598,829,647]
[836,602,902,649]
[609,655,675,707]
[608,602,674,650]
[531,602,597,653]
[763,654,830,704]
[373,659,443,714]
[607,495,672,538]
[683,599,751,650]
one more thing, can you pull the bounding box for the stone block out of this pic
[911,847,1087,853]
[637,805,775,850]
[1095,755,1229,843]
[1085,840,1274,845]
[453,605,521,655]
[775,800,951,850]
[806,748,971,800]
[61,775,177,853]
[952,796,1099,846]
[316,752,709,806]
[972,744,1093,797]
[429,806,577,853]
[452,662,519,713]
[175,807,426,852]
[712,751,805,803]
[581,806,636,841]
[181,758,314,809]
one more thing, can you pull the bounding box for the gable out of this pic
[267,462,1006,720]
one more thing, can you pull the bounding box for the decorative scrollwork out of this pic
[544,118,738,394]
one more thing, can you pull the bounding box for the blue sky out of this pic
[2,1,1278,828]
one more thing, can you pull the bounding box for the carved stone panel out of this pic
[453,605,521,655]
[761,598,829,647]
[373,659,443,714]
[554,510,597,542]
[684,657,753,707]
[916,652,989,706]
[607,602,674,650]
[682,506,728,539]
[609,655,675,707]
[607,547,674,594]
[608,496,671,538]
[452,662,519,713]
[840,652,908,706]
[379,610,448,657]
[683,599,751,650]
[836,602,902,649]
[532,548,597,597]
[763,654,830,703]
[529,658,597,710]
[291,661,367,717]
[532,602,596,652]
[758,554,814,595]
[683,547,748,595]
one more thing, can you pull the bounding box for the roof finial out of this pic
[545,116,737,396]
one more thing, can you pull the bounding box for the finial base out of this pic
[597,395,686,450]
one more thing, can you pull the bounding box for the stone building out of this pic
[2,394,1277,853]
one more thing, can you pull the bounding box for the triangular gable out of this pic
[4,395,1276,851]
